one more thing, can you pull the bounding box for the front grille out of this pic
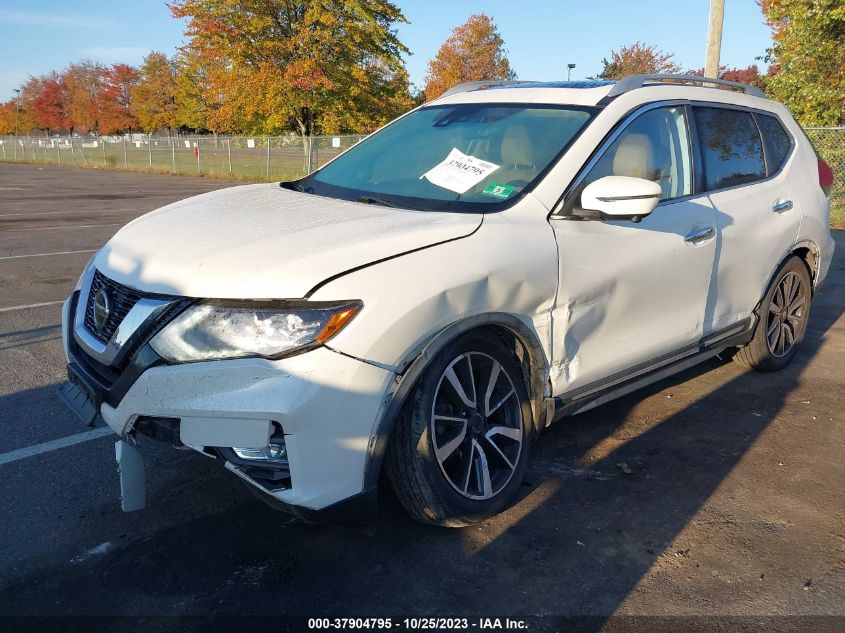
[84,270,143,344]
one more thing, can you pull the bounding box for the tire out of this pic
[734,256,812,372]
[386,331,533,527]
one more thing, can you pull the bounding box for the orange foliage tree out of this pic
[688,65,766,90]
[15,76,45,133]
[99,64,140,134]
[63,60,105,133]
[423,14,514,101]
[0,100,19,135]
[32,73,70,133]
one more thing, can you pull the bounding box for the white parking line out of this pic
[0,427,113,467]
[0,300,64,313]
[5,223,121,233]
[0,249,96,261]
[0,208,143,217]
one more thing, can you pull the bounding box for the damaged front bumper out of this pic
[60,294,396,518]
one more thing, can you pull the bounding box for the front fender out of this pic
[352,312,552,492]
[308,197,560,492]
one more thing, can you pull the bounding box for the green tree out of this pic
[760,0,845,126]
[320,58,414,133]
[170,0,412,140]
[598,42,681,80]
[134,52,177,134]
[173,52,213,132]
[423,13,514,101]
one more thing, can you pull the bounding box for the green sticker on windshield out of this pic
[482,183,515,200]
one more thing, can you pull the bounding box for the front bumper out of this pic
[61,295,396,512]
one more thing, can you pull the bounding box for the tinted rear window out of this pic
[694,107,766,190]
[756,113,793,173]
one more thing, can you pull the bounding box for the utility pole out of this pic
[705,0,724,78]
[13,88,20,161]
[13,88,21,136]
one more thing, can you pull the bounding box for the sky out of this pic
[0,0,774,100]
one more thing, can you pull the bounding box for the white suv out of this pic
[61,75,836,526]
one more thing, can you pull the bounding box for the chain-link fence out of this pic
[1,128,843,224]
[805,128,845,225]
[0,133,367,182]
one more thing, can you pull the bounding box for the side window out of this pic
[693,107,766,190]
[584,106,692,201]
[756,113,793,173]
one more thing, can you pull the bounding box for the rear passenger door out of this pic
[693,106,801,333]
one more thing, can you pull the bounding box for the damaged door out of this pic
[548,104,717,394]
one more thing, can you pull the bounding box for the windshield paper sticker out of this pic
[420,148,500,194]
[482,183,515,199]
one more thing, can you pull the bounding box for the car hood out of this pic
[94,184,481,299]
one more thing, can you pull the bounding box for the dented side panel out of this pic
[549,197,718,394]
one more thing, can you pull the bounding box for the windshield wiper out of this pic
[356,196,416,210]
[280,181,305,192]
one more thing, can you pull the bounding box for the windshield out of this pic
[294,104,596,212]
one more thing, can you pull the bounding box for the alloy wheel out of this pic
[766,271,806,357]
[429,352,523,500]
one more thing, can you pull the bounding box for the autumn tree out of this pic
[170,0,412,143]
[598,42,681,79]
[688,64,766,90]
[360,62,415,130]
[760,0,845,126]
[63,60,105,133]
[722,65,767,89]
[16,77,44,133]
[423,14,514,101]
[320,59,414,134]
[173,51,213,132]
[33,72,70,133]
[0,80,42,134]
[0,91,37,134]
[99,64,139,134]
[0,100,16,134]
[134,52,177,134]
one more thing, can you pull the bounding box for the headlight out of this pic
[150,300,362,362]
[74,253,97,291]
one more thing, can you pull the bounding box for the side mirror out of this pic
[578,176,661,221]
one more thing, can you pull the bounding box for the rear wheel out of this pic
[386,332,532,527]
[734,256,812,372]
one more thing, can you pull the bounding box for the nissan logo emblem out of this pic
[92,287,112,332]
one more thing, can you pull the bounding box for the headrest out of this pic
[500,124,536,167]
[612,133,655,180]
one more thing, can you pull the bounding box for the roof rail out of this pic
[602,74,765,101]
[438,80,535,99]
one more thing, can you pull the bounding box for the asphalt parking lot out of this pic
[1,162,843,630]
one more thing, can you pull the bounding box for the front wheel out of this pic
[734,256,812,372]
[386,332,533,527]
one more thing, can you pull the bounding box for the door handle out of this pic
[772,198,793,213]
[684,226,715,244]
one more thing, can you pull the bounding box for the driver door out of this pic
[549,104,717,395]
